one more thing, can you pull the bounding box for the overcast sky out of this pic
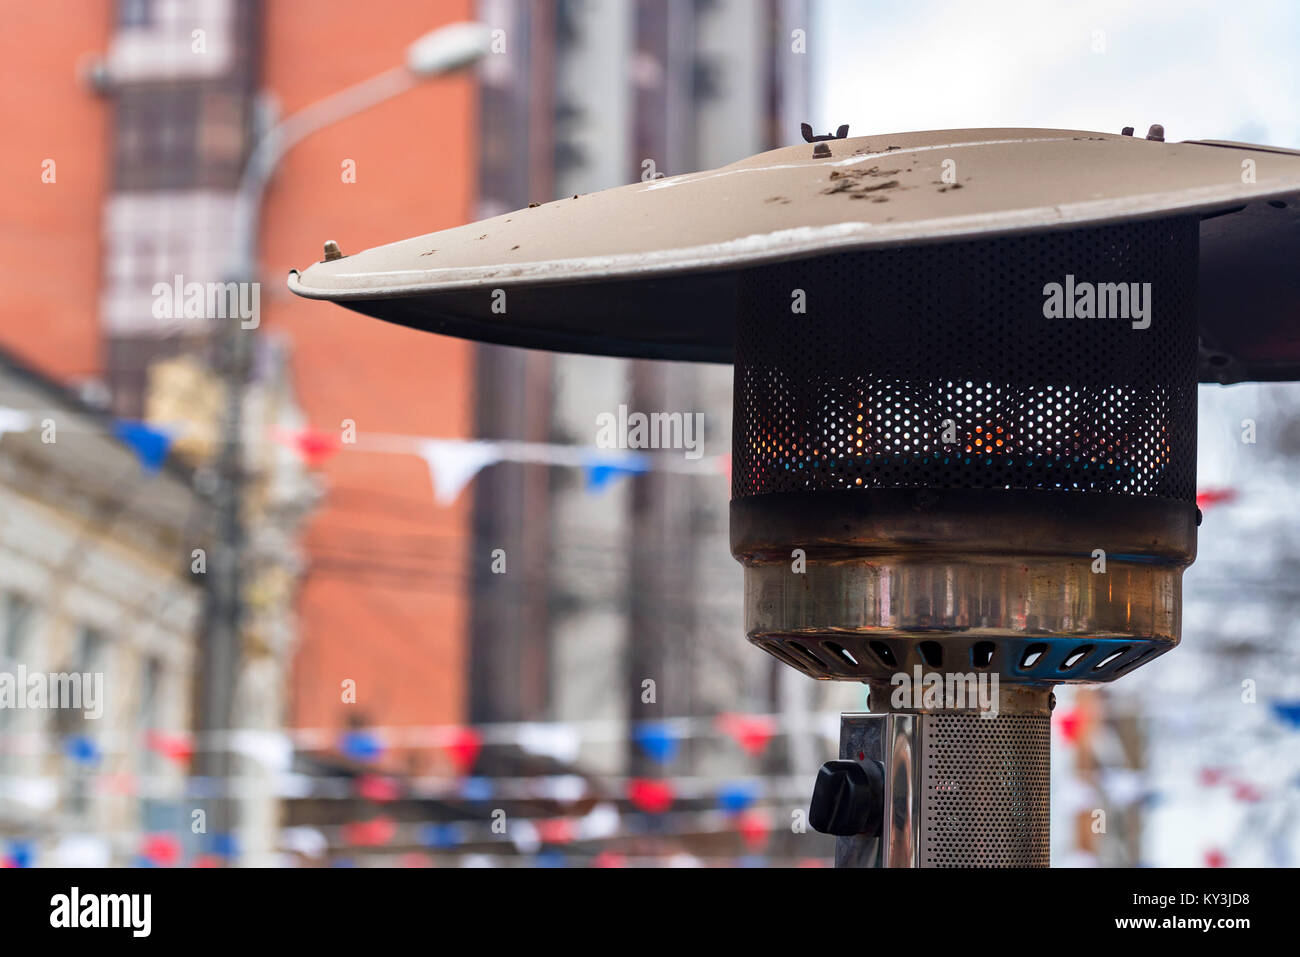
[815,0,1300,149]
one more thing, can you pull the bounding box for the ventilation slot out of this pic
[869,641,897,668]
[823,641,860,669]
[1093,647,1131,671]
[919,641,943,668]
[1020,643,1048,670]
[1060,645,1095,670]
[787,642,829,672]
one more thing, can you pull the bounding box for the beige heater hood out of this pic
[288,127,1300,382]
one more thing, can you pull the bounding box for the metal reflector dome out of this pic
[289,127,1300,382]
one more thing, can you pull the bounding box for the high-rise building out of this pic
[469,2,842,831]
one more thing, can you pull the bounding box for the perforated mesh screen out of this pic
[733,218,1200,502]
[920,713,1051,867]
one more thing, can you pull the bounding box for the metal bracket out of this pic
[834,713,920,867]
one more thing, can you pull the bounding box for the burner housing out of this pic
[731,217,1200,690]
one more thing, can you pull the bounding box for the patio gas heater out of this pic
[291,127,1300,866]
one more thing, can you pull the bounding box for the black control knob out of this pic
[809,759,884,837]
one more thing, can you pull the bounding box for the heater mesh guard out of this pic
[733,217,1200,503]
[920,713,1051,867]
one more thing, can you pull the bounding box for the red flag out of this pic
[1231,781,1262,803]
[357,774,401,802]
[147,731,193,765]
[141,833,181,866]
[1199,767,1226,787]
[627,778,676,814]
[274,426,340,467]
[344,816,397,847]
[1196,488,1236,510]
[737,809,770,850]
[1055,708,1083,744]
[717,713,776,756]
[536,817,577,845]
[444,727,483,774]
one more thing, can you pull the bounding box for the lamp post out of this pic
[197,21,491,864]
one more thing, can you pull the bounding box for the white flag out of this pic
[0,407,32,440]
[418,439,502,504]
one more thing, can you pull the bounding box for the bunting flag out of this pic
[536,817,577,845]
[113,419,175,473]
[418,824,464,849]
[64,735,101,766]
[1199,767,1227,787]
[282,827,328,859]
[0,407,32,441]
[627,778,675,814]
[53,835,112,868]
[716,713,776,757]
[210,832,239,860]
[576,804,621,840]
[418,439,502,504]
[717,781,759,814]
[459,777,494,802]
[736,809,771,850]
[1271,700,1300,728]
[356,774,401,802]
[146,730,194,765]
[3,840,34,868]
[140,833,181,867]
[1055,707,1084,744]
[230,729,293,772]
[339,729,384,763]
[1196,487,1237,510]
[510,818,540,855]
[344,816,397,847]
[276,425,340,467]
[633,722,681,764]
[444,727,483,774]
[582,451,650,492]
[1232,781,1262,803]
[516,723,581,764]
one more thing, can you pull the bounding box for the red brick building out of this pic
[0,0,478,782]
[0,0,110,380]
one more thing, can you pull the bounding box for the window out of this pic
[0,593,33,664]
[138,657,163,775]
[0,594,36,773]
[117,0,154,28]
[63,627,110,817]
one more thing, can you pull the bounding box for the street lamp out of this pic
[407,21,495,76]
[230,21,493,278]
[199,21,491,864]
